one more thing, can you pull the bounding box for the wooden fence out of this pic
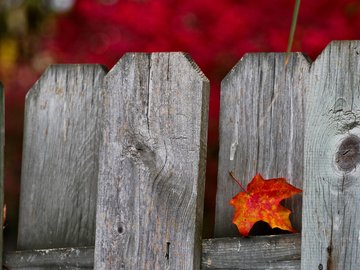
[1,40,359,269]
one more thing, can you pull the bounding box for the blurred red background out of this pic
[1,0,360,249]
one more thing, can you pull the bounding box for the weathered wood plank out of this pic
[4,234,301,269]
[215,53,310,237]
[0,83,4,266]
[94,53,209,269]
[202,233,300,269]
[3,246,93,269]
[18,65,106,250]
[302,41,360,269]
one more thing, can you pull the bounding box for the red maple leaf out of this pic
[230,172,302,237]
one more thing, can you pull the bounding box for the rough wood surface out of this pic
[17,65,106,250]
[94,53,209,269]
[3,246,93,269]
[202,233,300,269]
[4,234,300,269]
[302,41,360,269]
[215,53,310,237]
[0,83,4,266]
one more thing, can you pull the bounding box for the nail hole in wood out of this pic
[136,144,144,151]
[165,242,170,260]
[318,264,323,270]
[336,135,360,172]
[117,226,124,234]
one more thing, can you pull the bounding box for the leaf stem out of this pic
[229,171,247,192]
[285,0,301,65]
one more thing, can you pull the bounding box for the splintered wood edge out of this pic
[3,234,300,269]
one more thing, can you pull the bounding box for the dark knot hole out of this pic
[336,135,360,172]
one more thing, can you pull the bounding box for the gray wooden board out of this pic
[0,83,4,266]
[202,233,300,269]
[215,53,310,237]
[302,41,360,269]
[3,246,93,269]
[4,234,300,269]
[17,65,106,250]
[94,53,209,269]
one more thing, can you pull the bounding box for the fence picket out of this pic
[302,41,360,269]
[94,53,209,269]
[17,65,106,250]
[214,53,310,237]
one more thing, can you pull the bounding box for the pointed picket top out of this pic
[215,52,310,237]
[18,64,106,249]
[95,52,209,269]
[105,52,208,84]
[302,40,360,269]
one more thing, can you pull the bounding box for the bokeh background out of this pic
[1,0,360,249]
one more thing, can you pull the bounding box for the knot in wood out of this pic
[336,135,360,172]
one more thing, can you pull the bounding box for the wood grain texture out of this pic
[94,53,209,269]
[302,41,360,269]
[215,53,310,237]
[17,65,106,250]
[0,83,3,266]
[4,235,300,269]
[202,234,300,269]
[4,246,93,269]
